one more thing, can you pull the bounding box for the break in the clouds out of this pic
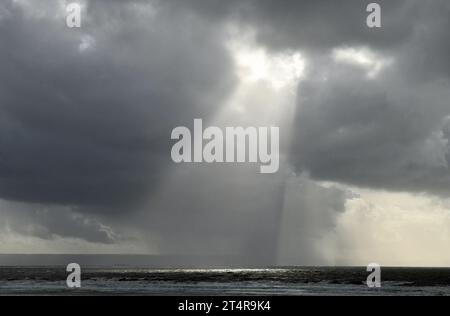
[0,0,450,266]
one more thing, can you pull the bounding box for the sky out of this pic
[0,0,450,266]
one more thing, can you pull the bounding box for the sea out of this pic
[0,255,449,295]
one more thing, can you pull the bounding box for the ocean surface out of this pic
[1,266,450,296]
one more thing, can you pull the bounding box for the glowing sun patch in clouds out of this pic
[219,29,304,122]
[228,39,305,91]
[332,46,394,78]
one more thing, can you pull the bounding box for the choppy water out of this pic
[1,267,450,295]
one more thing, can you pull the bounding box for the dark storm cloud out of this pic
[167,0,416,52]
[287,1,450,195]
[0,0,235,208]
[291,59,450,194]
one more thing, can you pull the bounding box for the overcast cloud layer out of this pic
[0,0,449,266]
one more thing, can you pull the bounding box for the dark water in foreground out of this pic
[1,267,450,295]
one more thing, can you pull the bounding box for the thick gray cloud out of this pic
[292,58,450,195]
[0,0,235,208]
[168,0,416,52]
[288,2,450,195]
